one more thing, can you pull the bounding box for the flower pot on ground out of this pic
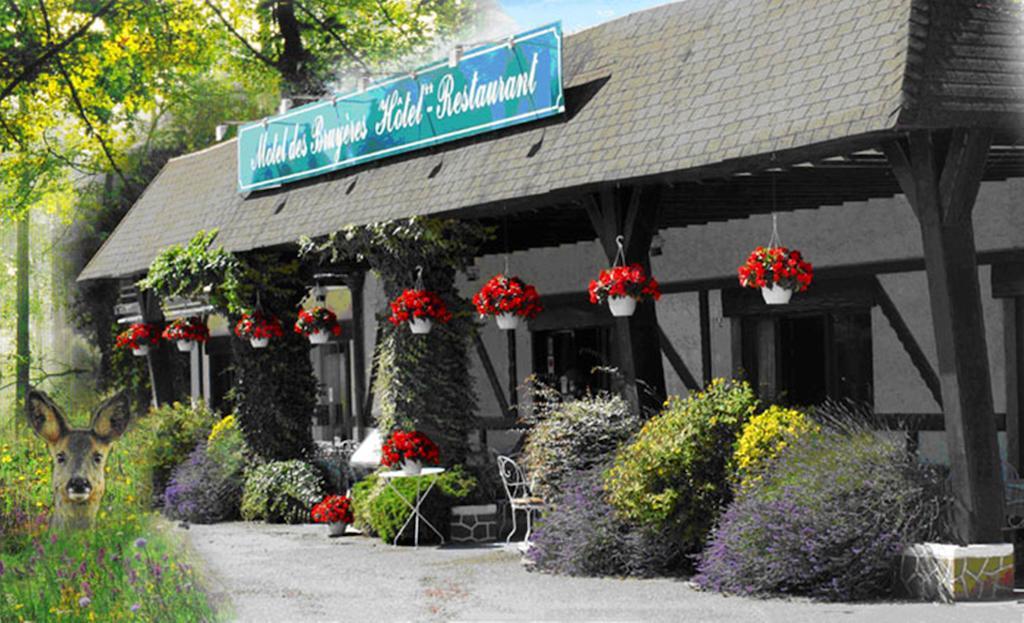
[162,317,210,353]
[472,274,543,331]
[234,311,284,348]
[737,246,813,305]
[588,264,661,317]
[311,495,354,538]
[295,306,342,345]
[381,430,440,472]
[116,323,160,357]
[388,289,452,335]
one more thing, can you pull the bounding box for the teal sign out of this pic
[237,22,564,192]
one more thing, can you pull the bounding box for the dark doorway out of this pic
[779,315,828,405]
[532,327,613,398]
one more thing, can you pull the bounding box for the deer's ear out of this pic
[26,389,69,445]
[90,392,132,442]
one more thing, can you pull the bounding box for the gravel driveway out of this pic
[185,522,1024,623]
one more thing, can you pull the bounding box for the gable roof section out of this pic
[79,0,1022,281]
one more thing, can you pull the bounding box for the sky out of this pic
[497,0,680,33]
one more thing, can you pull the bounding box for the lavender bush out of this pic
[527,469,680,577]
[695,428,951,600]
[162,441,244,524]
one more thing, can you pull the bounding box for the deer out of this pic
[25,389,133,531]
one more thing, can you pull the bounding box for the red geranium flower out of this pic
[294,306,342,337]
[162,317,210,344]
[472,274,543,319]
[737,246,814,292]
[588,263,661,305]
[380,430,441,467]
[115,323,160,351]
[311,495,354,524]
[233,311,284,340]
[388,289,452,325]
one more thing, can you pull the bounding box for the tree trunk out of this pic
[16,214,30,413]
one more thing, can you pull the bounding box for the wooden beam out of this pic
[885,127,1003,543]
[474,332,511,419]
[1006,299,1024,473]
[873,277,944,409]
[507,330,518,415]
[657,325,700,392]
[699,290,712,386]
[585,186,667,414]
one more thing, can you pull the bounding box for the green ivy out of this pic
[137,230,247,314]
[300,217,491,462]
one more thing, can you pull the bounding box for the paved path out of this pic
[185,522,1024,623]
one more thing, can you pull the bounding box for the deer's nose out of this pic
[67,477,91,495]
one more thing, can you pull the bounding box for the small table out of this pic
[379,467,446,548]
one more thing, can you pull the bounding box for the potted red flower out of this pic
[233,311,284,348]
[162,317,210,353]
[116,323,160,357]
[381,430,440,475]
[311,494,354,537]
[295,306,342,345]
[738,246,813,305]
[388,290,452,335]
[472,274,543,331]
[588,263,662,317]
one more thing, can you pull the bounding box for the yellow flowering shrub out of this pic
[208,414,237,445]
[605,378,759,554]
[733,405,819,488]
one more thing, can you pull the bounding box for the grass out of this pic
[0,402,222,622]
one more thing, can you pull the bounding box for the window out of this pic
[532,327,613,398]
[740,310,873,407]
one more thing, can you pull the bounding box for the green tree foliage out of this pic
[301,217,491,462]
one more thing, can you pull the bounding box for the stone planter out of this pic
[327,521,348,537]
[450,504,499,543]
[899,543,1014,602]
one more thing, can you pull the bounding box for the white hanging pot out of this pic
[608,296,637,317]
[250,337,269,349]
[401,459,423,475]
[409,317,432,335]
[308,330,330,345]
[132,345,150,357]
[761,284,794,305]
[495,312,520,331]
[176,340,195,353]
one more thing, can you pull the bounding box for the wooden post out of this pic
[347,270,368,441]
[473,333,511,419]
[992,263,1024,474]
[138,289,177,408]
[506,330,518,415]
[585,186,667,414]
[884,128,1003,543]
[189,342,203,407]
[699,290,712,387]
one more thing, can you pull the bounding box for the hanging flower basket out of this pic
[381,430,440,475]
[161,317,210,353]
[311,495,354,538]
[588,264,662,317]
[737,246,813,305]
[234,311,284,348]
[116,323,160,357]
[472,274,543,331]
[388,290,452,335]
[295,306,342,345]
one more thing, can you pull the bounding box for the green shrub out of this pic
[240,460,324,524]
[351,466,476,544]
[696,428,952,600]
[605,379,758,554]
[732,405,817,488]
[521,390,640,498]
[134,401,220,496]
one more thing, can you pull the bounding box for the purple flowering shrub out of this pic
[526,469,680,577]
[162,441,244,524]
[695,429,951,600]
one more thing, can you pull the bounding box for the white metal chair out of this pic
[497,455,545,545]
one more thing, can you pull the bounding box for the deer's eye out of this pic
[93,453,103,465]
[56,452,67,465]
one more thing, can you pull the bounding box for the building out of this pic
[79,0,1024,542]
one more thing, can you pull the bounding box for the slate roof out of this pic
[79,0,1024,281]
